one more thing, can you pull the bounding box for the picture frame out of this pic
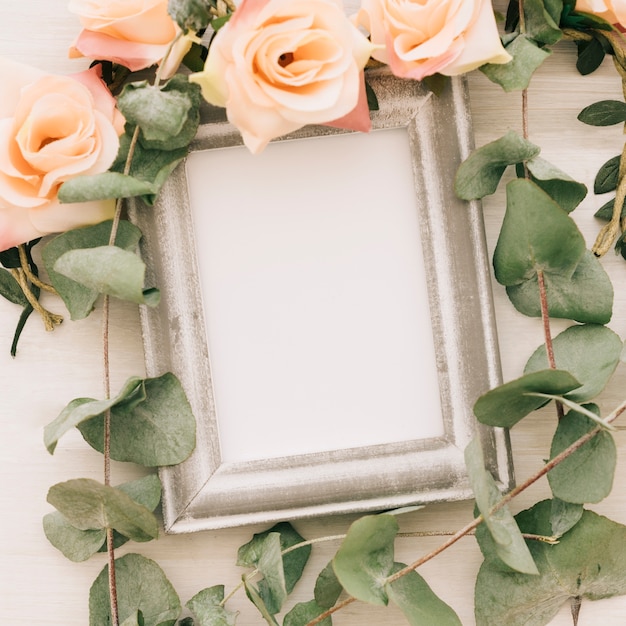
[130,68,514,532]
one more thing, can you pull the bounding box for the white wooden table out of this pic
[1,1,626,624]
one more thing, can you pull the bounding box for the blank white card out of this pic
[185,128,444,463]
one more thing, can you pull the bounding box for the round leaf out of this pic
[524,324,623,402]
[89,554,181,626]
[332,514,398,606]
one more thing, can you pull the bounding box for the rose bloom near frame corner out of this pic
[0,58,124,252]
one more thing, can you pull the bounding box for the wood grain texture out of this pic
[1,1,625,624]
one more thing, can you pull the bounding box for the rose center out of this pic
[278,52,294,67]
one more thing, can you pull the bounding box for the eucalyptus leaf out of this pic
[519,157,587,213]
[385,563,462,625]
[58,172,158,203]
[465,437,538,575]
[168,0,211,31]
[78,373,196,467]
[243,578,279,626]
[117,81,192,142]
[550,498,584,537]
[332,514,398,606]
[493,179,586,287]
[506,250,613,324]
[548,405,616,504]
[594,155,620,194]
[42,512,106,563]
[475,501,626,626]
[578,100,626,126]
[481,34,551,92]
[524,324,623,402]
[90,553,181,626]
[0,268,28,306]
[522,0,562,45]
[314,561,344,610]
[283,600,331,626]
[454,131,540,200]
[594,198,626,221]
[47,478,158,542]
[120,612,143,626]
[186,586,237,626]
[54,246,159,306]
[44,376,143,454]
[42,220,142,320]
[473,369,581,428]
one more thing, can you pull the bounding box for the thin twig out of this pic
[17,245,57,294]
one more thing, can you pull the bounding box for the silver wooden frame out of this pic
[130,68,514,532]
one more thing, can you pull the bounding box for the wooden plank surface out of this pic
[1,1,625,624]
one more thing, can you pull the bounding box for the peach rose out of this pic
[354,0,511,81]
[68,0,191,76]
[575,0,626,26]
[190,0,375,154]
[0,58,124,251]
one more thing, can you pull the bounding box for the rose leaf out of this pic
[78,372,196,467]
[454,130,540,200]
[47,478,159,542]
[577,100,626,126]
[283,600,331,626]
[524,324,623,402]
[480,34,551,92]
[332,514,399,606]
[494,179,586,286]
[548,405,616,504]
[0,268,28,306]
[506,250,613,324]
[465,437,538,575]
[385,563,462,626]
[89,554,181,626]
[53,245,159,307]
[475,501,626,626]
[594,155,620,194]
[518,156,587,213]
[472,369,581,428]
[42,219,142,320]
[186,585,238,626]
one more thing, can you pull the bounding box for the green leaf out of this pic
[42,220,142,320]
[118,81,191,143]
[576,36,607,75]
[520,157,587,213]
[524,324,623,402]
[385,563,462,625]
[120,612,143,626]
[594,155,621,194]
[168,0,211,33]
[283,600,331,626]
[0,268,28,306]
[465,438,539,575]
[550,498,583,537]
[332,514,398,606]
[242,578,279,626]
[578,100,626,126]
[548,405,616,504]
[43,475,160,562]
[53,246,159,306]
[475,502,626,626]
[186,586,237,626]
[78,373,196,467]
[182,41,208,73]
[43,512,106,563]
[523,0,562,45]
[594,197,626,221]
[493,179,586,286]
[47,478,159,542]
[454,131,540,200]
[44,377,143,454]
[58,171,159,203]
[481,34,551,92]
[473,369,581,428]
[90,554,181,626]
[314,561,344,610]
[505,250,613,324]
